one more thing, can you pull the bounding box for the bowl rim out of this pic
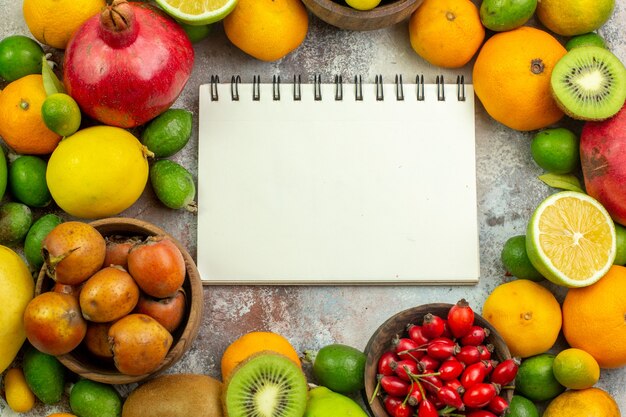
[362,303,512,417]
[35,217,204,385]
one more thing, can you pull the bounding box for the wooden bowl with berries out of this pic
[363,301,514,417]
[34,217,203,385]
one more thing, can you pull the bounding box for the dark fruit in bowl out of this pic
[134,289,186,333]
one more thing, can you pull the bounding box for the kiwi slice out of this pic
[550,46,626,121]
[224,351,308,417]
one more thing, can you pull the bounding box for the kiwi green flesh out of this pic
[551,46,626,121]
[225,353,308,417]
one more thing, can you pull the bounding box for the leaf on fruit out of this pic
[42,56,66,95]
[538,173,584,193]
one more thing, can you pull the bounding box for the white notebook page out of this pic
[197,80,479,284]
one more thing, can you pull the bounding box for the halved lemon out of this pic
[155,0,238,25]
[526,191,616,288]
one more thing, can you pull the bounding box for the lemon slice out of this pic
[155,0,238,25]
[527,191,616,288]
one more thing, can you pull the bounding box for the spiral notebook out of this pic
[197,75,479,284]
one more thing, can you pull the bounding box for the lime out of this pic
[179,22,213,43]
[515,354,565,402]
[24,213,64,271]
[154,0,238,25]
[0,145,7,201]
[22,345,66,405]
[141,108,193,158]
[552,348,600,389]
[526,191,616,288]
[308,343,366,394]
[70,379,122,417]
[480,0,537,32]
[504,395,540,417]
[0,202,33,246]
[0,35,44,82]
[501,235,543,281]
[565,32,607,51]
[304,386,368,417]
[345,0,382,10]
[150,159,197,212]
[531,128,579,174]
[9,155,52,207]
[41,93,82,137]
[614,223,626,265]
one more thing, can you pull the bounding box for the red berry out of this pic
[380,375,411,397]
[378,351,399,376]
[444,378,464,394]
[394,337,420,361]
[393,402,414,417]
[488,395,509,415]
[419,375,443,395]
[457,345,482,365]
[383,395,403,416]
[447,299,475,339]
[427,340,459,360]
[407,324,430,345]
[407,382,423,406]
[477,344,494,361]
[436,385,465,410]
[438,358,464,381]
[422,313,446,339]
[483,359,498,375]
[392,359,418,381]
[490,357,521,385]
[418,355,441,372]
[460,362,488,389]
[462,383,499,409]
[460,326,489,346]
[417,398,438,417]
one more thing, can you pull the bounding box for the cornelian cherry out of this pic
[447,299,475,338]
[422,313,446,339]
[378,351,399,376]
[463,383,499,409]
[460,325,489,346]
[438,358,464,381]
[490,357,521,385]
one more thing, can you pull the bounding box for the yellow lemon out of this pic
[46,126,151,219]
[23,0,106,49]
[482,279,562,358]
[552,348,600,389]
[543,387,620,417]
[536,0,615,36]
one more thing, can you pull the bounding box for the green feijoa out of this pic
[70,379,122,417]
[141,109,193,158]
[24,213,64,271]
[0,146,7,201]
[9,155,52,207]
[0,202,33,245]
[179,22,214,43]
[23,345,66,404]
[0,35,44,82]
[309,344,366,394]
[531,128,579,174]
[150,159,197,212]
[480,0,538,32]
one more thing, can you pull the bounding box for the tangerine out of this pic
[0,74,62,154]
[473,26,567,131]
[542,387,620,417]
[562,265,626,368]
[408,0,485,69]
[221,331,301,379]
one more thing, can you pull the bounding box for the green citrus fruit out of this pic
[0,202,33,246]
[480,0,537,32]
[304,386,368,417]
[309,344,366,394]
[526,191,615,288]
[505,395,540,417]
[24,213,64,271]
[614,223,626,265]
[531,128,579,174]
[179,22,213,43]
[552,348,600,389]
[154,0,237,25]
[22,345,66,405]
[150,159,197,212]
[41,93,82,137]
[565,32,607,51]
[70,379,122,417]
[536,0,615,36]
[0,35,44,82]
[9,155,52,208]
[0,146,7,201]
[141,108,192,158]
[515,353,565,402]
[501,235,543,281]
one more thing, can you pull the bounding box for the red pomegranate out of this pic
[63,0,194,128]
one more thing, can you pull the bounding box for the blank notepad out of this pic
[197,76,479,284]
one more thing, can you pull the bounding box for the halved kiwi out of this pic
[223,351,308,417]
[550,46,626,121]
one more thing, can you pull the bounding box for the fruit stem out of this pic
[185,201,198,214]
[369,374,382,404]
[302,349,318,364]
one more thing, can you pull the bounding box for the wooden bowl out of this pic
[363,303,513,416]
[36,217,204,385]
[302,0,423,31]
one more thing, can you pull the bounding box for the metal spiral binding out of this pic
[456,75,466,102]
[314,74,322,101]
[252,75,261,101]
[230,75,240,101]
[375,75,384,101]
[436,75,445,101]
[210,75,219,101]
[294,75,301,101]
[395,74,404,101]
[273,75,281,101]
[416,75,424,101]
[354,75,363,101]
[335,75,343,101]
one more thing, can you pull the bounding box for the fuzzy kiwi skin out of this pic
[122,374,223,417]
